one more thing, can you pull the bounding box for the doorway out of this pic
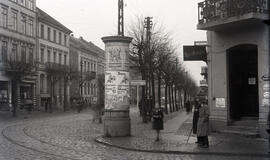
[227,44,258,120]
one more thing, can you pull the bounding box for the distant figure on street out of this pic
[77,98,84,113]
[152,108,164,141]
[185,100,191,114]
[197,99,210,148]
[192,97,200,144]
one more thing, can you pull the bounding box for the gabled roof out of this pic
[36,7,72,34]
[70,36,105,58]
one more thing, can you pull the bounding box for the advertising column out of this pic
[102,36,132,137]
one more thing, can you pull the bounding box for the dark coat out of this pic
[267,110,270,134]
[192,103,200,134]
[197,104,210,137]
[152,109,164,130]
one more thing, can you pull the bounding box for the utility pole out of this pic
[144,17,153,118]
[118,0,124,36]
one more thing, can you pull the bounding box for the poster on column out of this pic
[105,71,130,110]
[107,47,129,70]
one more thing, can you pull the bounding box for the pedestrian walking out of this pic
[185,100,191,114]
[192,97,200,144]
[152,108,164,141]
[197,99,210,148]
[77,98,83,113]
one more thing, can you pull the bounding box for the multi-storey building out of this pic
[70,36,105,105]
[0,0,37,114]
[36,8,72,111]
[197,0,269,137]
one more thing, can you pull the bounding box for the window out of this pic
[91,63,93,71]
[19,0,26,6]
[27,0,34,10]
[47,49,51,62]
[11,44,18,61]
[59,53,62,64]
[28,17,33,36]
[1,7,8,28]
[94,63,96,72]
[84,61,86,72]
[64,35,67,46]
[21,15,26,34]
[88,83,90,95]
[84,83,87,95]
[40,74,45,94]
[53,30,56,42]
[1,41,7,62]
[11,11,17,31]
[40,24,44,38]
[40,48,44,63]
[53,51,56,63]
[64,54,67,65]
[91,83,93,95]
[58,32,62,44]
[21,46,26,63]
[87,62,90,72]
[29,47,33,64]
[47,27,51,40]
[94,84,96,96]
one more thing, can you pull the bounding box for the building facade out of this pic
[36,8,72,111]
[197,0,270,137]
[69,36,105,105]
[0,0,37,113]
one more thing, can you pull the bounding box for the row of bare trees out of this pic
[127,17,198,122]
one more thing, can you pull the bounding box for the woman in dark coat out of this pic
[152,108,164,141]
[192,98,200,143]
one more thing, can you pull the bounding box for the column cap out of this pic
[101,36,133,43]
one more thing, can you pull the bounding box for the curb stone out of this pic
[94,136,270,158]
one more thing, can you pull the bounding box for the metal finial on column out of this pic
[118,0,124,36]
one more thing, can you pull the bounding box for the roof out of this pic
[70,36,105,58]
[36,7,72,34]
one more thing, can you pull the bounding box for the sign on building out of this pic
[183,45,207,61]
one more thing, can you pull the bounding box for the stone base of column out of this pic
[103,110,131,137]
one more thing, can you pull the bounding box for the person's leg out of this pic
[156,130,160,141]
[202,136,209,148]
[197,136,203,146]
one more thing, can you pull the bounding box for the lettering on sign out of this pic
[216,98,226,108]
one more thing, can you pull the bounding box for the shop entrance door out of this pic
[228,44,258,120]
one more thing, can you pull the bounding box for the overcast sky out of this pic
[37,0,207,85]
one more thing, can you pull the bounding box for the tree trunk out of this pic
[174,86,178,111]
[168,84,172,113]
[157,74,161,108]
[12,80,18,117]
[151,72,155,109]
[63,80,67,112]
[164,83,168,114]
[171,85,175,112]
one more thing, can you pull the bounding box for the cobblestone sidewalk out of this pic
[96,107,270,158]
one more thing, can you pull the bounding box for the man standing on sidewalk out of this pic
[267,109,270,153]
[192,97,200,144]
[197,98,210,148]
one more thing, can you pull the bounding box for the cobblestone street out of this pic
[0,108,269,160]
